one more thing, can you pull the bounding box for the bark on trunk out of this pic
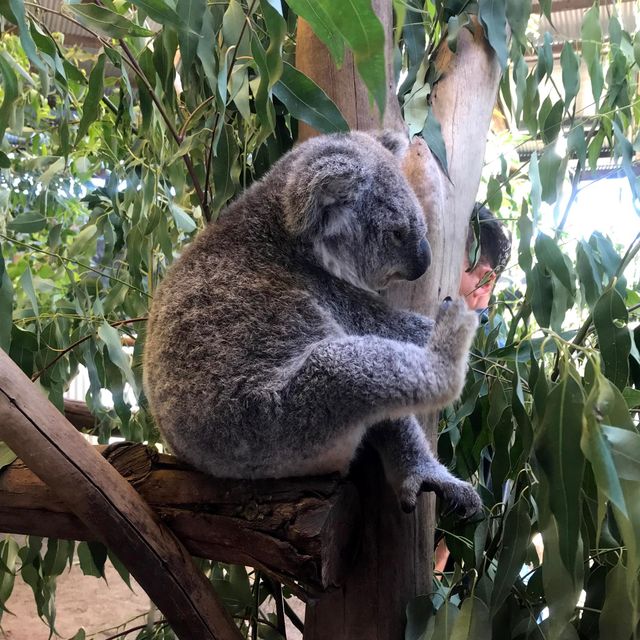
[297,11,501,640]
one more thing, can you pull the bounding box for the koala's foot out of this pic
[399,467,482,519]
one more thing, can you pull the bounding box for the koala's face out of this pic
[282,131,431,292]
[355,163,431,290]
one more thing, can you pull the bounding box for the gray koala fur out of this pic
[143,130,482,516]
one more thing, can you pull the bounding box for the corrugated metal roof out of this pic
[29,0,99,47]
[535,2,637,45]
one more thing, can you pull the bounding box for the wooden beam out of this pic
[0,349,242,640]
[0,442,360,597]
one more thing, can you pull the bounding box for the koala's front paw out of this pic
[425,298,478,405]
[399,470,482,519]
[434,298,479,353]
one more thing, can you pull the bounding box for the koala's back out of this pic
[143,188,341,476]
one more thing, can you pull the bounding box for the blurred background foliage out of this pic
[0,0,639,638]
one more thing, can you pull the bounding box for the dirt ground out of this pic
[0,560,153,639]
[0,558,305,640]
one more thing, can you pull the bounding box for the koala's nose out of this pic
[406,238,432,281]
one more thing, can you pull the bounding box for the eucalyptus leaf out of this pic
[0,54,18,142]
[65,3,155,38]
[593,288,630,391]
[272,62,349,134]
[478,0,508,69]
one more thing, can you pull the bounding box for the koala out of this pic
[143,131,482,517]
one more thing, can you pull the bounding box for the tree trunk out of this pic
[297,10,501,640]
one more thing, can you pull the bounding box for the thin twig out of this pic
[31,317,147,381]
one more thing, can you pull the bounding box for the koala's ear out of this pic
[369,130,410,157]
[283,153,369,238]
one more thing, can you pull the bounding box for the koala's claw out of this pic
[399,472,482,519]
[428,478,483,520]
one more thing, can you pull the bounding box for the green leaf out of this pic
[19,266,39,319]
[560,43,580,108]
[0,249,13,352]
[449,594,491,640]
[582,379,629,516]
[397,0,425,96]
[581,4,604,104]
[528,263,552,328]
[7,211,47,234]
[528,151,541,222]
[567,124,587,167]
[260,0,286,87]
[127,0,183,27]
[535,374,585,572]
[211,122,240,215]
[316,0,386,116]
[176,0,206,74]
[8,0,45,73]
[576,239,602,307]
[76,53,105,144]
[65,3,155,39]
[76,541,105,578]
[98,321,138,396]
[0,537,19,621]
[479,0,509,69]
[601,425,640,481]
[68,224,98,258]
[250,33,276,139]
[286,0,344,66]
[107,550,132,589]
[272,62,349,134]
[622,387,640,409]
[491,497,531,612]
[536,31,554,81]
[0,54,18,142]
[0,442,16,471]
[538,0,552,22]
[506,0,531,48]
[538,146,563,204]
[169,203,197,233]
[540,99,563,144]
[405,594,433,640]
[599,560,639,640]
[486,175,502,212]
[535,232,573,293]
[593,288,630,391]
[422,106,449,176]
[221,0,251,61]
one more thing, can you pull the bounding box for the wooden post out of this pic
[0,349,242,640]
[297,10,501,640]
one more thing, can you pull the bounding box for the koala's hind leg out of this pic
[365,417,482,517]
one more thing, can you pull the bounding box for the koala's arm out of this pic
[345,294,435,346]
[283,299,477,427]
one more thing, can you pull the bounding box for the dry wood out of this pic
[0,441,360,597]
[63,398,96,431]
[0,349,242,640]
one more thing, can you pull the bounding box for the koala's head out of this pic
[281,131,431,292]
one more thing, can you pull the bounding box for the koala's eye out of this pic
[390,229,405,246]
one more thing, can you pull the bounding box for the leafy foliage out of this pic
[0,0,639,638]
